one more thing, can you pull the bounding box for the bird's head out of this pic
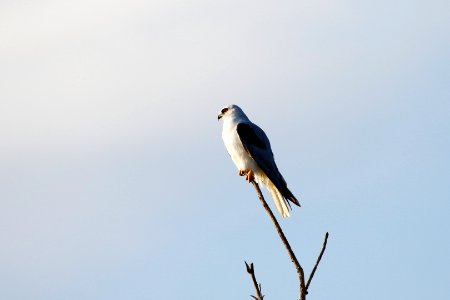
[217,104,245,121]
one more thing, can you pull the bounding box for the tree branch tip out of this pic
[245,261,254,273]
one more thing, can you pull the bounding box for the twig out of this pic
[305,232,329,294]
[245,262,264,300]
[251,182,307,300]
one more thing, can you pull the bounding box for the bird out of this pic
[218,104,300,217]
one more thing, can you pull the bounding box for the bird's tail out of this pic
[266,180,291,218]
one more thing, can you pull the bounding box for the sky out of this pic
[1,0,449,299]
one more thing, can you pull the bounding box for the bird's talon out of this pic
[238,170,247,176]
[245,171,254,183]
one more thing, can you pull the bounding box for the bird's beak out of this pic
[218,114,222,121]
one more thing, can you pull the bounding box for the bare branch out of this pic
[245,261,264,300]
[251,182,306,300]
[305,232,329,294]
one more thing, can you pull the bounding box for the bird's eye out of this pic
[221,107,229,114]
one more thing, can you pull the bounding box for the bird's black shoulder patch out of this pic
[237,123,267,150]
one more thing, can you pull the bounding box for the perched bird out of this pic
[218,104,300,217]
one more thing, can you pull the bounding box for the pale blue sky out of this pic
[1,1,449,299]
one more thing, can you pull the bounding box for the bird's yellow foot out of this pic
[245,170,254,183]
[238,170,247,176]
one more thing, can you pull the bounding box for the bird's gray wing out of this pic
[236,122,300,206]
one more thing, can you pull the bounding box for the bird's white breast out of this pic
[222,121,259,173]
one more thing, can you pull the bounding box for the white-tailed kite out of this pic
[218,104,300,217]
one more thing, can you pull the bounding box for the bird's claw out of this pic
[239,170,254,182]
[245,171,254,183]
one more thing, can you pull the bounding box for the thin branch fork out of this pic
[250,181,328,300]
[251,182,306,299]
[305,232,329,293]
[245,262,264,300]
